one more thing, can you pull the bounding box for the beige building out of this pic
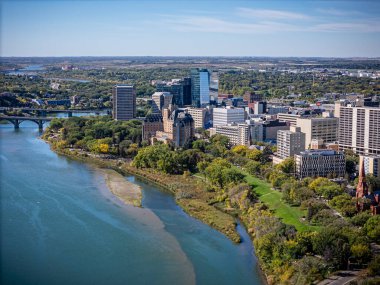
[296,115,338,149]
[337,104,380,156]
[295,150,345,179]
[277,113,301,127]
[151,92,173,114]
[276,126,305,159]
[360,156,380,177]
[209,124,250,146]
[186,107,208,129]
[154,106,194,147]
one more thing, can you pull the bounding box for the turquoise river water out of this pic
[0,120,264,285]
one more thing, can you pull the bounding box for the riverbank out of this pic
[46,145,242,244]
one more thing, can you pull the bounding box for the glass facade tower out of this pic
[191,69,210,108]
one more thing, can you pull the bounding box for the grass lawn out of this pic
[244,172,320,232]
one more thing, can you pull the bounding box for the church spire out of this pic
[356,159,369,211]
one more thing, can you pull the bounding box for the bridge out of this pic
[0,107,111,117]
[0,116,54,130]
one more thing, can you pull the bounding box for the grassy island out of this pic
[42,116,380,285]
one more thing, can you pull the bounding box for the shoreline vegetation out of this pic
[48,145,242,244]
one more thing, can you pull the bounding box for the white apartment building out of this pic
[296,116,338,148]
[209,123,250,146]
[295,150,345,179]
[277,126,306,159]
[338,105,380,155]
[213,107,245,127]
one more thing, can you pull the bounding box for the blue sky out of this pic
[1,0,379,57]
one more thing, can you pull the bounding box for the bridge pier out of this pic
[38,120,43,130]
[14,119,20,129]
[68,111,73,117]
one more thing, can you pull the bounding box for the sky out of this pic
[1,0,380,57]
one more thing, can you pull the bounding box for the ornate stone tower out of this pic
[356,160,369,211]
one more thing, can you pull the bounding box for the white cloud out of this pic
[316,8,362,17]
[236,7,310,20]
[311,22,380,33]
[163,15,302,34]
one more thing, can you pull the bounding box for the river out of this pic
[0,121,264,285]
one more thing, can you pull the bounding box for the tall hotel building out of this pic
[336,102,380,155]
[112,85,136,121]
[191,68,210,108]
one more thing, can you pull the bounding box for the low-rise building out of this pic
[213,107,245,127]
[295,150,345,179]
[209,123,250,146]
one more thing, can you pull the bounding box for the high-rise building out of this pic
[182,77,192,106]
[277,126,306,159]
[213,107,245,127]
[151,92,173,114]
[295,150,345,179]
[112,85,136,121]
[156,78,191,107]
[191,69,210,107]
[337,103,380,155]
[296,115,338,148]
[209,124,250,146]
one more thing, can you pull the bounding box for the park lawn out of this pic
[244,173,320,232]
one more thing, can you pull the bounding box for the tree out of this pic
[276,157,295,174]
[350,244,372,264]
[364,216,380,242]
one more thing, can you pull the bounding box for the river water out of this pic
[0,121,264,285]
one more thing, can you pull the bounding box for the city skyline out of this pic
[1,0,380,58]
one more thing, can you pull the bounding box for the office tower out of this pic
[156,78,191,107]
[338,104,380,155]
[209,124,250,146]
[182,77,192,106]
[191,68,210,107]
[295,150,345,179]
[112,85,136,121]
[296,115,338,148]
[151,92,173,114]
[277,126,306,159]
[213,107,245,127]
